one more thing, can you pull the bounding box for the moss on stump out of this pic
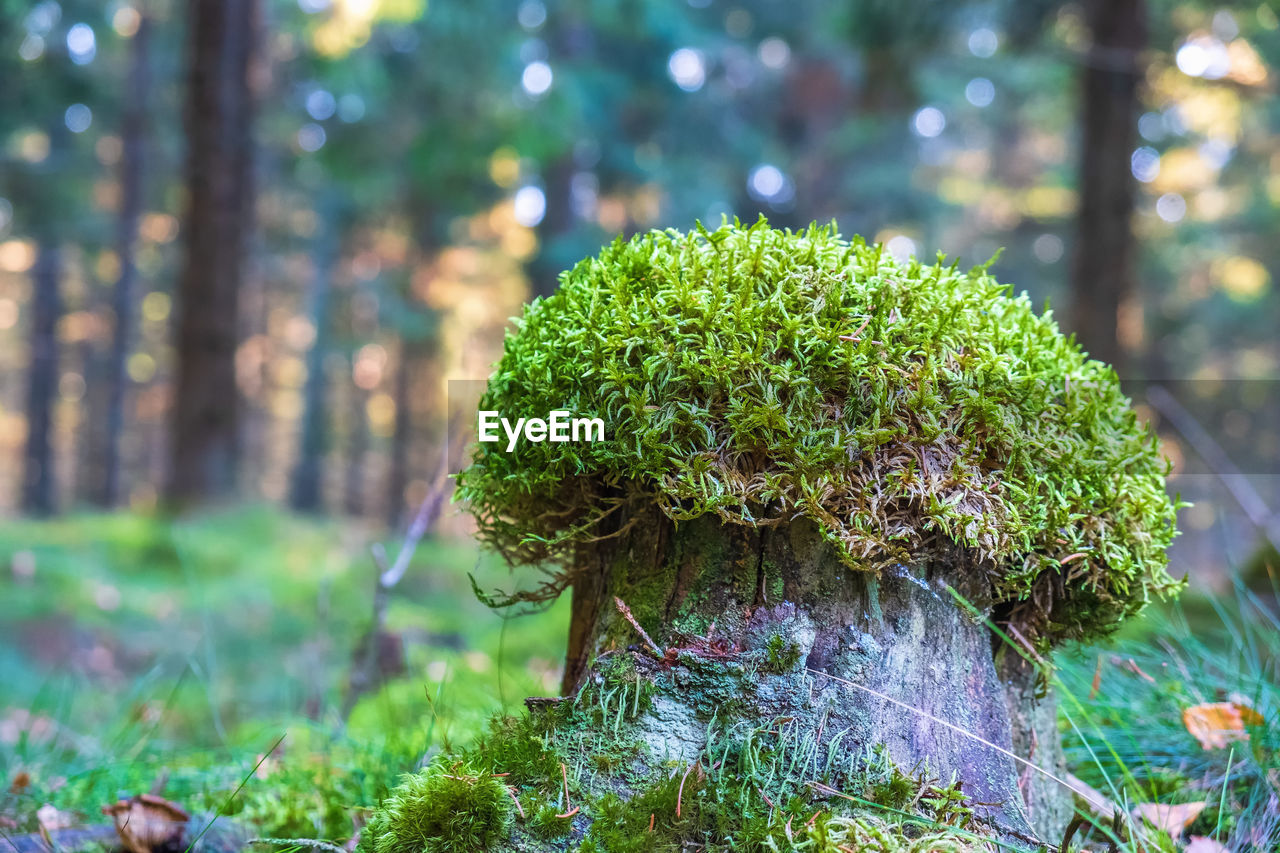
[449,220,1181,850]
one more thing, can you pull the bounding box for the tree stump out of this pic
[563,509,1054,839]
[443,221,1179,851]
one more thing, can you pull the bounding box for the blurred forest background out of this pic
[0,0,1277,582]
[0,1,1278,845]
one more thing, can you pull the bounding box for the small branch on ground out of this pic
[341,420,471,721]
[1147,384,1280,554]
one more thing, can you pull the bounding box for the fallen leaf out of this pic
[102,794,190,853]
[9,770,30,792]
[1227,695,1265,726]
[1184,837,1230,853]
[36,803,75,831]
[1132,801,1205,840]
[1183,702,1261,750]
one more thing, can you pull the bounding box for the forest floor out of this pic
[0,510,1275,852]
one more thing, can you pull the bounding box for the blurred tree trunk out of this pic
[529,154,575,300]
[100,14,151,508]
[167,0,257,506]
[1069,0,1146,374]
[21,242,63,516]
[344,368,369,517]
[289,199,340,513]
[385,337,421,528]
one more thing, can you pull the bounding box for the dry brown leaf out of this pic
[36,803,75,832]
[1183,701,1262,750]
[9,770,30,793]
[1132,801,1206,839]
[1184,836,1230,853]
[101,794,190,853]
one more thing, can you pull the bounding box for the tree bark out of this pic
[1069,0,1146,374]
[100,14,151,508]
[167,0,256,506]
[21,242,63,516]
[289,200,339,513]
[561,508,1071,843]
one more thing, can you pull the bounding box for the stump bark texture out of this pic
[562,508,1071,843]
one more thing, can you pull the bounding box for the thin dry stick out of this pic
[803,667,1111,815]
[676,762,698,819]
[614,596,665,658]
[838,312,874,342]
[1147,383,1280,554]
[342,423,471,721]
[555,762,578,819]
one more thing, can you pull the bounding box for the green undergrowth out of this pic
[1054,580,1280,850]
[458,218,1180,644]
[0,508,566,842]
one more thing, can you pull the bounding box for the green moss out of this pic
[527,799,575,839]
[577,759,989,853]
[762,632,803,673]
[362,760,512,853]
[458,218,1180,642]
[468,714,562,789]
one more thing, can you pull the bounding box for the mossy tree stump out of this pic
[456,221,1180,850]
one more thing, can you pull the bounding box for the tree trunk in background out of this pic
[344,373,369,517]
[167,0,257,506]
[529,154,575,300]
[385,338,419,528]
[101,14,151,508]
[289,201,340,512]
[1069,0,1146,375]
[21,243,63,516]
[559,510,1068,844]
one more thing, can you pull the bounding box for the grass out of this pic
[1052,576,1279,850]
[0,509,1275,851]
[0,507,567,841]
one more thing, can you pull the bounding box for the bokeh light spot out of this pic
[64,104,92,133]
[521,61,553,96]
[912,107,946,138]
[965,78,995,107]
[968,27,998,57]
[668,48,706,92]
[513,186,546,227]
[66,23,96,65]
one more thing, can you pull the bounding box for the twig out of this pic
[613,596,665,658]
[1005,623,1049,670]
[250,839,347,853]
[554,762,575,819]
[342,422,471,721]
[838,313,874,342]
[676,762,698,819]
[1147,384,1280,554]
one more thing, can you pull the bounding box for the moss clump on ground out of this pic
[458,218,1180,642]
[360,760,511,853]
